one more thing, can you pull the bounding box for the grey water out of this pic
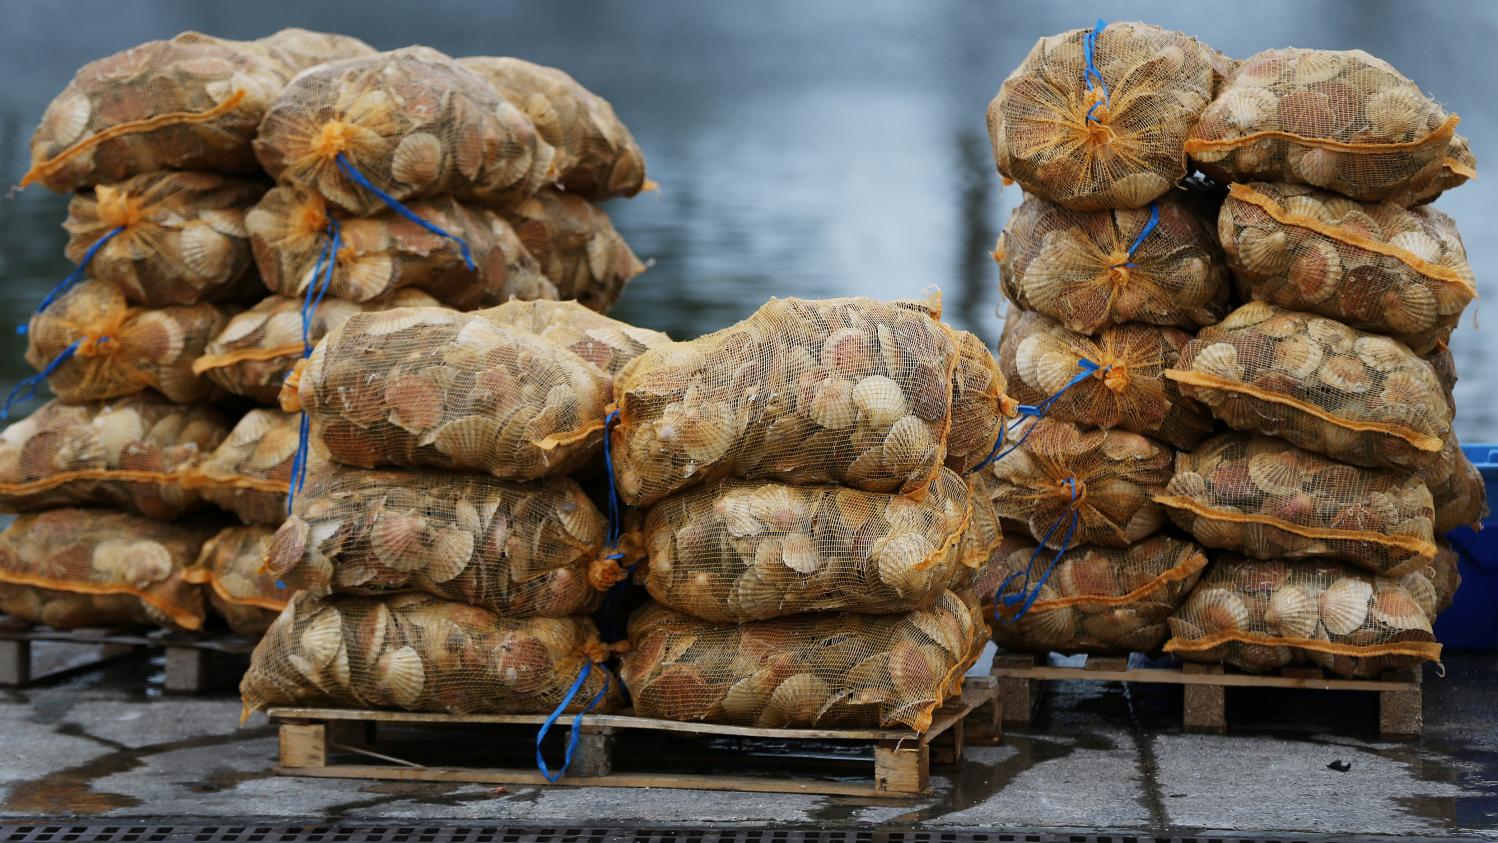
[0,0,1493,439]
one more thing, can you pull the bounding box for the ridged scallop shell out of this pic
[1167,470,1209,499]
[1023,231,1091,313]
[1014,334,1048,390]
[1367,86,1433,140]
[343,254,396,301]
[1306,317,1356,353]
[93,540,173,587]
[760,673,831,726]
[375,645,426,708]
[1033,351,1083,396]
[1221,301,1275,330]
[1400,573,1439,620]
[1383,283,1438,334]
[426,528,475,583]
[1388,230,1443,264]
[852,375,908,428]
[680,405,737,462]
[1193,343,1243,382]
[721,675,774,719]
[369,511,431,572]
[1057,552,1120,598]
[1318,356,1373,394]
[808,378,856,430]
[1220,86,1278,129]
[44,93,91,147]
[1265,585,1318,638]
[873,532,936,594]
[1354,335,1410,372]
[299,608,344,670]
[1271,335,1324,379]
[433,416,500,465]
[249,421,301,470]
[1279,194,1330,221]
[1194,587,1250,633]
[1247,451,1302,497]
[1320,577,1373,635]
[1110,172,1171,209]
[780,531,820,574]
[1013,600,1077,648]
[214,309,270,346]
[391,132,444,187]
[1291,50,1345,85]
[1370,587,1426,630]
[881,415,935,476]
[1236,227,1290,275]
[362,308,454,337]
[129,312,187,364]
[178,223,234,279]
[1289,147,1339,188]
[1287,240,1340,304]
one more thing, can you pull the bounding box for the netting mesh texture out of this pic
[475,299,672,377]
[245,187,556,307]
[943,328,1011,473]
[266,461,615,617]
[642,468,973,622]
[1219,183,1475,354]
[986,22,1219,210]
[1166,555,1441,677]
[506,189,646,313]
[999,308,1211,449]
[1187,48,1460,203]
[1167,301,1451,470]
[996,192,1229,334]
[1160,432,1435,576]
[194,290,441,405]
[192,409,298,525]
[253,46,553,215]
[242,592,621,715]
[0,508,214,630]
[1420,433,1489,534]
[0,394,228,519]
[184,525,286,634]
[64,171,266,307]
[619,590,984,731]
[974,534,1207,653]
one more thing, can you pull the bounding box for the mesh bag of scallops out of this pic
[998,309,1213,450]
[1420,433,1489,535]
[1158,432,1436,576]
[1164,556,1441,678]
[995,192,1230,335]
[1165,302,1452,471]
[0,395,228,519]
[618,590,985,731]
[59,171,265,308]
[192,290,441,405]
[6,280,227,414]
[974,533,1207,653]
[610,293,1009,507]
[640,467,976,623]
[475,299,672,377]
[504,189,648,314]
[1186,48,1463,204]
[263,460,626,617]
[183,525,286,635]
[189,409,299,525]
[459,56,648,200]
[241,591,623,716]
[985,21,1224,211]
[1218,183,1475,354]
[0,508,215,631]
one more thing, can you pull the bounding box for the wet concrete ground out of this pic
[1,643,1494,839]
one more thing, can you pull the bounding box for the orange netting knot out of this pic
[999,393,1021,419]
[1096,359,1131,394]
[991,247,1007,265]
[581,641,614,664]
[76,334,116,358]
[1080,90,1115,143]
[1058,476,1088,511]
[1106,253,1132,286]
[278,359,306,414]
[312,121,357,160]
[95,185,146,230]
[588,556,628,591]
[292,194,330,238]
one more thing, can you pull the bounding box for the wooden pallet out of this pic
[0,616,258,693]
[991,652,1423,739]
[270,674,997,797]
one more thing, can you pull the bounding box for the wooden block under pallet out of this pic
[0,618,257,691]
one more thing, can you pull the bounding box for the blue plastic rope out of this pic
[994,477,1081,622]
[18,226,125,335]
[536,662,611,782]
[969,358,1105,473]
[335,153,475,271]
[1082,20,1110,123]
[1,338,83,420]
[283,218,343,516]
[602,410,623,551]
[285,410,313,516]
[1110,202,1161,270]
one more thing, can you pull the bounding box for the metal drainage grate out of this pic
[0,826,1462,843]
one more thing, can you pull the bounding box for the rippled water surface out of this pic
[0,0,1493,437]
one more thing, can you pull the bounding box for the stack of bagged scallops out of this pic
[984,21,1482,677]
[613,292,1010,731]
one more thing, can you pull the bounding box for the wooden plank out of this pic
[930,716,964,765]
[279,722,328,768]
[1083,655,1130,672]
[273,764,891,798]
[163,646,205,694]
[994,654,1038,726]
[874,742,929,795]
[1182,663,1226,734]
[0,638,29,687]
[1378,668,1423,739]
[989,664,1417,692]
[567,732,613,777]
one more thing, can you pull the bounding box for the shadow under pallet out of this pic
[0,615,258,693]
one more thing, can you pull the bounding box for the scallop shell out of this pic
[1110,172,1171,209]
[129,312,187,364]
[1057,552,1120,598]
[759,673,832,727]
[1220,86,1278,129]
[391,132,444,187]
[361,308,454,337]
[1367,86,1433,140]
[1279,194,1330,222]
[820,328,875,376]
[1306,317,1356,353]
[873,532,936,595]
[385,373,444,434]
[375,645,426,708]
[369,512,432,572]
[1320,577,1373,635]
[44,93,91,148]
[1355,335,1411,372]
[1289,147,1338,188]
[1318,356,1373,394]
[426,528,475,583]
[1382,283,1438,334]
[721,674,774,719]
[343,255,396,301]
[1033,350,1083,396]
[214,309,270,347]
[1193,343,1243,382]
[1399,574,1439,620]
[1247,451,1302,497]
[1236,227,1290,276]
[881,415,936,476]
[1271,335,1324,379]
[680,404,737,463]
[299,608,344,670]
[852,375,908,428]
[1265,585,1318,638]
[1291,50,1345,85]
[779,531,820,574]
[433,416,501,465]
[249,422,301,470]
[1012,600,1078,648]
[808,378,856,430]
[93,540,173,587]
[1287,240,1340,304]
[1220,301,1276,330]
[179,223,235,279]
[1388,230,1443,264]
[1166,470,1209,499]
[1194,587,1250,633]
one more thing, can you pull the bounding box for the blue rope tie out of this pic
[18,226,125,335]
[969,358,1106,473]
[536,661,611,782]
[602,410,623,551]
[1082,20,1110,124]
[334,153,475,271]
[1109,202,1161,270]
[284,218,342,517]
[2,338,85,420]
[994,476,1081,622]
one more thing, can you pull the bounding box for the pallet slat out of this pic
[0,617,257,692]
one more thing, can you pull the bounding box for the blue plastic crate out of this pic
[1436,444,1498,650]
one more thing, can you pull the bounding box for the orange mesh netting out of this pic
[980,416,1172,549]
[1219,183,1475,354]
[292,307,611,480]
[1422,538,1461,619]
[1389,133,1477,207]
[192,409,297,525]
[996,192,1229,334]
[253,47,553,216]
[1186,48,1460,203]
[22,280,228,404]
[23,32,293,192]
[642,468,973,623]
[245,187,555,307]
[241,592,622,715]
[999,308,1211,449]
[193,290,440,405]
[1418,433,1489,535]
[1159,432,1435,576]
[506,190,646,313]
[986,22,1218,211]
[943,328,1012,473]
[184,525,286,635]
[611,294,961,507]
[265,461,615,617]
[958,471,1006,582]
[0,508,214,630]
[974,534,1207,654]
[620,590,984,731]
[476,299,672,377]
[63,171,265,307]
[252,28,375,74]
[0,394,228,519]
[1426,344,1457,412]
[1166,301,1451,470]
[1166,555,1441,678]
[459,57,647,199]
